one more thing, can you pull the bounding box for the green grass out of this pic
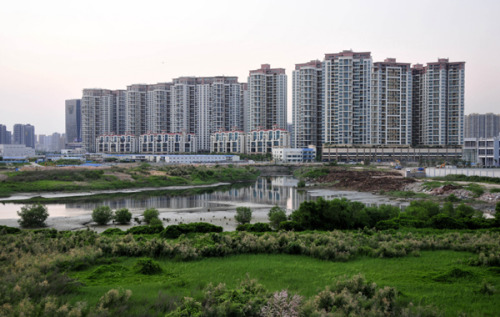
[68,251,500,316]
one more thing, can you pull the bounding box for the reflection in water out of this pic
[0,176,406,219]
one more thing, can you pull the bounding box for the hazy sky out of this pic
[1,0,499,135]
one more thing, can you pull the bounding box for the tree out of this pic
[92,206,113,225]
[235,207,252,225]
[143,208,159,224]
[268,206,287,230]
[17,203,49,228]
[114,208,132,225]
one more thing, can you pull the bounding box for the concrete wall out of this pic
[426,167,500,178]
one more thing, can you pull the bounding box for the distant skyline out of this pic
[1,0,499,134]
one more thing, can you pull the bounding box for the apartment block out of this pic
[292,60,323,148]
[210,128,246,153]
[0,124,12,144]
[323,50,372,145]
[421,58,465,145]
[248,64,287,131]
[13,123,35,148]
[96,133,138,153]
[411,64,425,146]
[65,99,81,144]
[465,113,500,138]
[371,58,412,145]
[139,132,196,154]
[247,127,290,154]
[463,136,500,167]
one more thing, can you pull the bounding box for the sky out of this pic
[1,0,499,135]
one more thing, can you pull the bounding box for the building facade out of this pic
[65,99,81,144]
[0,124,12,144]
[13,124,35,148]
[210,129,246,153]
[272,146,317,163]
[248,64,287,131]
[465,113,500,139]
[463,136,500,167]
[323,50,372,145]
[247,127,290,154]
[292,60,323,148]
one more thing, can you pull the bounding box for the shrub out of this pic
[428,213,464,229]
[127,225,164,235]
[135,257,162,275]
[0,225,21,234]
[297,180,306,188]
[149,218,163,227]
[17,203,49,228]
[236,223,272,232]
[278,221,303,231]
[268,206,287,230]
[446,193,461,202]
[102,228,125,236]
[456,203,477,219]
[92,206,113,225]
[143,208,159,224]
[160,222,223,239]
[375,219,399,230]
[114,208,132,225]
[235,207,252,225]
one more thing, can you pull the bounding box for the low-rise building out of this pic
[96,134,138,153]
[322,145,463,164]
[272,146,317,163]
[139,132,197,154]
[247,127,290,154]
[0,144,36,159]
[210,128,246,153]
[463,135,500,167]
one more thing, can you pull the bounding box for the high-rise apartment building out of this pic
[370,58,412,145]
[420,58,465,145]
[323,51,372,145]
[81,89,114,152]
[65,99,81,144]
[248,64,287,131]
[292,60,323,148]
[13,124,35,148]
[465,113,500,138]
[0,124,12,144]
[241,83,250,132]
[411,64,425,146]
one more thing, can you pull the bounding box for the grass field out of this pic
[68,251,500,316]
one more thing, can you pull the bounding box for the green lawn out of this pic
[69,251,500,316]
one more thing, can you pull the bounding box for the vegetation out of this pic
[268,206,287,230]
[437,174,500,185]
[0,228,498,316]
[92,206,113,225]
[235,207,252,225]
[17,203,49,228]
[114,208,132,225]
[143,208,160,224]
[0,165,259,198]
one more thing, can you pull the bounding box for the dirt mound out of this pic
[315,169,415,192]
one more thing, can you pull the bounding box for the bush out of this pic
[297,180,306,188]
[375,219,400,230]
[428,213,464,229]
[160,222,223,239]
[268,206,287,230]
[143,208,159,224]
[278,221,303,231]
[235,207,252,225]
[236,223,272,232]
[126,225,164,235]
[135,258,162,275]
[102,228,125,236]
[446,194,461,202]
[92,206,113,225]
[0,225,21,234]
[114,208,132,225]
[148,218,163,227]
[17,203,49,228]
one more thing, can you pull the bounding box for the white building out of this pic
[371,58,412,145]
[272,146,317,163]
[247,127,290,154]
[157,154,240,164]
[292,60,323,149]
[323,50,373,145]
[96,134,138,153]
[0,144,36,158]
[463,135,500,167]
[210,129,246,153]
[248,64,287,131]
[139,132,197,154]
